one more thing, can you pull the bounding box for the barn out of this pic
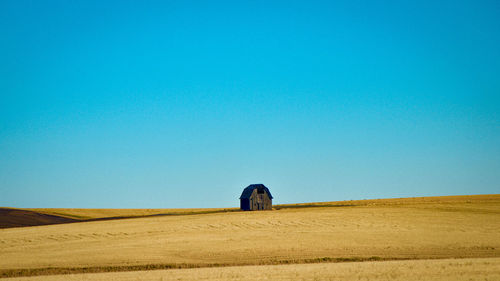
[239,184,273,211]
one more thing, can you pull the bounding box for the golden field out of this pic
[1,194,499,279]
[26,207,238,220]
[6,258,500,281]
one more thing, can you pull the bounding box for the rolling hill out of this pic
[0,194,499,279]
[0,208,78,229]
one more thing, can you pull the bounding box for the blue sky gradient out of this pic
[1,0,499,208]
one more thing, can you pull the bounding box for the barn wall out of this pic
[249,189,256,210]
[262,194,272,210]
[240,198,250,210]
[248,189,272,211]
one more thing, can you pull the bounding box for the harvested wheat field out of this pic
[25,207,239,221]
[1,195,499,280]
[6,258,500,281]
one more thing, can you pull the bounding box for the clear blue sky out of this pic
[1,0,499,208]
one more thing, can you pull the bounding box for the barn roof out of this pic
[239,184,273,199]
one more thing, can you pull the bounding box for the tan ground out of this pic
[27,194,499,220]
[5,257,500,281]
[26,207,237,220]
[1,195,499,278]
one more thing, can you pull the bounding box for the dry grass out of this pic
[5,258,500,281]
[26,207,239,220]
[1,195,499,278]
[0,256,396,278]
[27,194,499,220]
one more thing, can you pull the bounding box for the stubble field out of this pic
[1,195,499,280]
[7,258,500,281]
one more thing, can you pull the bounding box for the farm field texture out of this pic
[26,207,238,220]
[5,257,500,281]
[0,195,499,279]
[26,194,498,220]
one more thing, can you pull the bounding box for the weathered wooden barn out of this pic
[239,184,273,211]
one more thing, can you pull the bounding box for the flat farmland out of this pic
[0,195,499,279]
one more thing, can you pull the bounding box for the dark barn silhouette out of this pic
[239,184,273,211]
